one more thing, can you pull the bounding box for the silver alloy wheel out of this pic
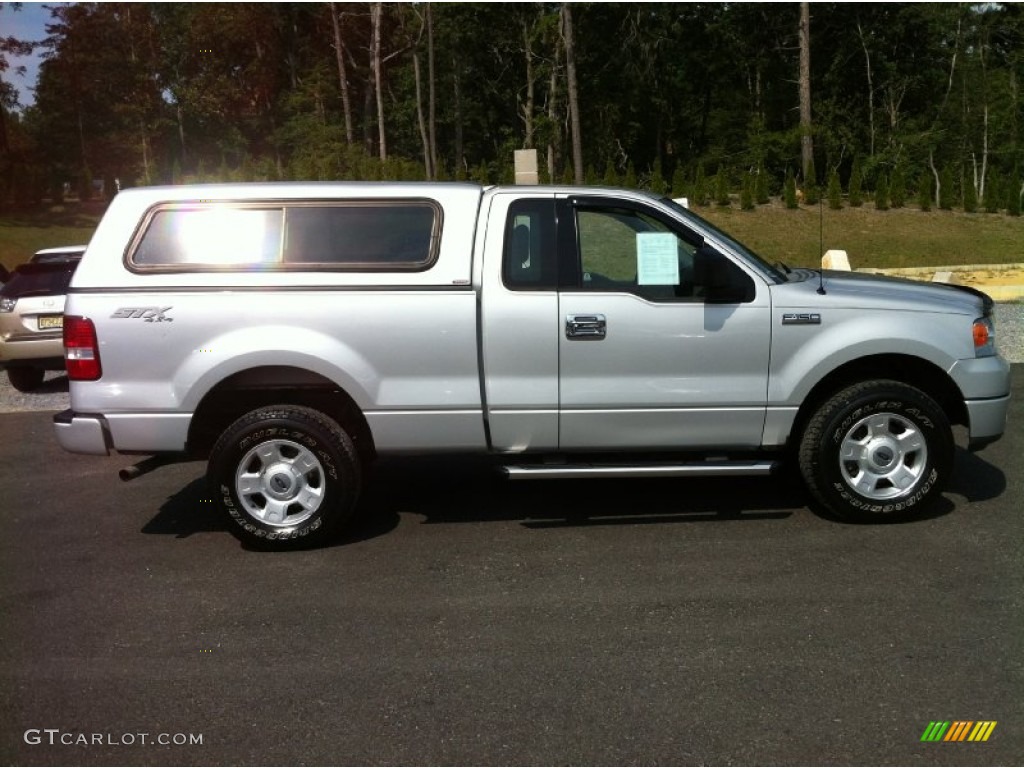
[235,439,325,526]
[838,411,928,500]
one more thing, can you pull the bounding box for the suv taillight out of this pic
[64,316,102,380]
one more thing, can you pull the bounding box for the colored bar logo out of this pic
[921,721,997,742]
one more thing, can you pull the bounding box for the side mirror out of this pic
[694,245,754,303]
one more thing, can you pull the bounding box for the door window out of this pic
[502,198,557,290]
[574,205,752,302]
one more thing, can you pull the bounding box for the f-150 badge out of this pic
[782,313,821,325]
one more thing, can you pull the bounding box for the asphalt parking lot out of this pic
[0,367,1021,766]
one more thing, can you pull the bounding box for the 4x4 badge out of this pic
[111,306,174,323]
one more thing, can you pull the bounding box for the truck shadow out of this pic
[143,446,1004,546]
[34,373,69,394]
[360,456,801,532]
[949,445,1007,500]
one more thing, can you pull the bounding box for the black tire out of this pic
[208,405,361,548]
[7,367,45,393]
[798,380,953,522]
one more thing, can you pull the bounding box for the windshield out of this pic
[0,263,76,299]
[660,198,788,283]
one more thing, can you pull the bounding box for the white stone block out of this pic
[822,249,851,271]
[514,149,539,185]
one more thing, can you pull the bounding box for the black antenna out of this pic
[817,193,827,294]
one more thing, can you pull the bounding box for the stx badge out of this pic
[111,307,174,323]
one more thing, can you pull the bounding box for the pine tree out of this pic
[827,169,842,210]
[917,172,932,211]
[585,164,598,185]
[603,159,618,186]
[240,154,256,182]
[784,168,798,209]
[740,172,754,209]
[984,171,1000,213]
[804,157,819,205]
[78,167,93,200]
[1008,166,1022,216]
[263,157,281,182]
[890,166,906,208]
[939,166,955,210]
[623,162,637,188]
[715,167,730,206]
[693,162,707,205]
[755,164,770,204]
[848,157,863,207]
[963,171,978,213]
[671,164,687,198]
[649,158,666,195]
[874,172,890,210]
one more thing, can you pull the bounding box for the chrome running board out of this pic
[502,461,777,481]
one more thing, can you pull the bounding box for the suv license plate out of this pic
[38,315,63,330]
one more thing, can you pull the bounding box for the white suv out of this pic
[0,247,85,391]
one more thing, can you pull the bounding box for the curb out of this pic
[854,263,1024,303]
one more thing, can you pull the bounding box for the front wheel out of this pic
[798,380,953,522]
[208,405,361,547]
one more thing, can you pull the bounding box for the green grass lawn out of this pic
[0,202,105,271]
[2,197,1022,273]
[699,201,1024,270]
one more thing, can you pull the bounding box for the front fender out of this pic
[769,309,966,405]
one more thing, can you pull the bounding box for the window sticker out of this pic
[636,232,679,285]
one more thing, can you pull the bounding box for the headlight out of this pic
[973,316,995,357]
[0,297,16,312]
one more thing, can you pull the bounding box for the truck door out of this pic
[557,196,771,450]
[479,193,560,451]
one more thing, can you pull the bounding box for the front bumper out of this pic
[53,409,111,455]
[965,394,1011,451]
[948,355,1011,451]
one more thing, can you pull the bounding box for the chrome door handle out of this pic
[565,314,606,340]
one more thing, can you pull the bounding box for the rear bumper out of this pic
[0,336,63,364]
[53,409,192,455]
[0,356,65,371]
[53,409,111,455]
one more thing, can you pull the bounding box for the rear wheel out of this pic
[7,367,45,392]
[798,380,953,522]
[208,405,361,547]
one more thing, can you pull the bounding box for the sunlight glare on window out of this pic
[177,208,278,264]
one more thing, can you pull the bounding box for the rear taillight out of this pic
[64,316,102,380]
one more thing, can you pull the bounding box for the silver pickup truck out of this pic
[53,182,1011,547]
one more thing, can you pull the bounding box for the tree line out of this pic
[0,2,1022,214]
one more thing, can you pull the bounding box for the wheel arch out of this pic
[787,353,966,452]
[186,365,375,462]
